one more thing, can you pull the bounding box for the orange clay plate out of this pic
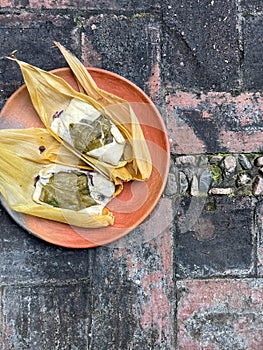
[0,67,170,248]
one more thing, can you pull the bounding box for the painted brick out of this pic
[177,279,263,350]
[87,198,176,349]
[1,282,91,349]
[0,197,175,348]
[0,13,80,85]
[166,91,263,154]
[175,196,254,278]
[0,0,160,10]
[81,14,161,97]
[0,204,92,285]
[162,0,240,91]
[243,15,263,90]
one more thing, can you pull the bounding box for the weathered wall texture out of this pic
[0,1,263,349]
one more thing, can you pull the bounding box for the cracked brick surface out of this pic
[162,0,240,91]
[81,14,161,96]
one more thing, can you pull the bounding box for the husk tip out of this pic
[1,49,18,61]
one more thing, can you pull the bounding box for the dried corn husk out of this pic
[55,41,152,181]
[9,44,152,182]
[0,128,115,227]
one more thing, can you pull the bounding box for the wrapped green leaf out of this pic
[51,98,126,165]
[0,128,116,227]
[34,164,115,212]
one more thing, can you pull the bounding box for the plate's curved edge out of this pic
[0,195,103,249]
[0,195,34,238]
[0,67,171,248]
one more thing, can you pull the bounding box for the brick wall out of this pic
[0,1,263,349]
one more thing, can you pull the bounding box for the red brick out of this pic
[177,279,263,350]
[166,91,263,154]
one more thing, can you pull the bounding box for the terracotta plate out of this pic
[0,67,170,248]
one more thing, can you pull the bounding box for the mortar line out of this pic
[0,277,91,289]
[253,200,259,277]
[0,287,3,346]
[86,249,97,350]
[176,274,263,281]
[158,15,179,349]
[236,0,245,91]
[0,7,161,18]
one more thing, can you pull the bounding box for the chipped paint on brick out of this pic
[81,27,103,68]
[112,201,175,347]
[167,91,263,154]
[166,94,207,154]
[219,127,263,153]
[148,62,161,103]
[140,273,172,343]
[139,234,175,346]
[177,279,263,350]
[147,22,161,104]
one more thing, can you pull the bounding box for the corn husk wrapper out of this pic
[0,128,116,228]
[10,45,152,182]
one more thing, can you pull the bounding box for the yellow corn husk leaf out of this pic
[54,41,152,181]
[0,128,115,228]
[9,46,152,182]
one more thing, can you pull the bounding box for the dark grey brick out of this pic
[0,13,80,85]
[89,0,160,11]
[0,205,92,285]
[241,0,263,14]
[1,283,91,349]
[243,15,263,90]
[162,0,240,91]
[112,0,160,11]
[0,83,20,110]
[82,14,160,93]
[175,196,255,278]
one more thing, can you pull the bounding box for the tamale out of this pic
[8,43,152,182]
[54,42,152,181]
[0,128,116,228]
[33,164,115,212]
